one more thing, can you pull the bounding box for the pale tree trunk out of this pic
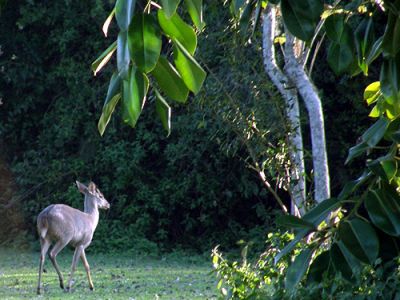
[262,7,306,216]
[262,6,330,211]
[284,34,331,202]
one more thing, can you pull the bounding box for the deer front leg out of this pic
[66,246,83,292]
[37,238,51,295]
[80,249,94,291]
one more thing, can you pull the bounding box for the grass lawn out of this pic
[0,248,218,299]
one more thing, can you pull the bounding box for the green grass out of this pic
[0,248,218,299]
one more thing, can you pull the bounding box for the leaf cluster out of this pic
[94,0,206,136]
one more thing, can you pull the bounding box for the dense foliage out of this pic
[0,0,284,252]
[0,0,374,265]
[213,231,400,299]
[211,0,400,299]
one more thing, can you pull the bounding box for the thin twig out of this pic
[197,57,289,210]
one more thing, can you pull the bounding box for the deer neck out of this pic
[84,195,100,227]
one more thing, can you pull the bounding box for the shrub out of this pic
[212,231,400,299]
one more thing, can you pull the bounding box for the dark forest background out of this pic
[0,0,372,253]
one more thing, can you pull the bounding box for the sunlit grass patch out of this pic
[0,248,217,299]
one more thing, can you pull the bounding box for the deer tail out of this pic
[38,220,48,239]
[37,209,50,239]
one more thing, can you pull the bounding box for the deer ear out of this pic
[76,181,88,194]
[88,182,96,193]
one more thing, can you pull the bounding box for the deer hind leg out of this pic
[37,238,51,295]
[66,245,84,292]
[80,249,94,291]
[48,240,68,290]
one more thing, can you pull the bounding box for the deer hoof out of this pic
[59,282,64,289]
[37,288,42,295]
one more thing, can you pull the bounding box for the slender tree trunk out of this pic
[262,8,306,216]
[262,6,331,211]
[284,34,331,202]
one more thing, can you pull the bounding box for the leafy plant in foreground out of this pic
[212,0,400,297]
[212,232,296,299]
[93,0,206,136]
[265,0,400,294]
[213,232,400,299]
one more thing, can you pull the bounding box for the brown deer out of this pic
[36,181,110,294]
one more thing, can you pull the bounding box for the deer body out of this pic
[36,181,109,294]
[38,204,98,247]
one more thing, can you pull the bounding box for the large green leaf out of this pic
[380,57,400,100]
[327,27,354,75]
[385,118,400,142]
[158,9,197,55]
[361,117,389,147]
[302,198,341,226]
[324,14,345,43]
[355,18,375,75]
[339,218,379,264]
[281,0,323,41]
[151,56,189,103]
[122,68,149,128]
[160,0,181,18]
[238,1,254,35]
[328,243,365,281]
[173,40,206,94]
[276,215,315,231]
[347,118,393,160]
[115,0,136,31]
[337,241,362,274]
[285,248,313,291]
[91,41,117,76]
[117,31,130,80]
[338,171,371,200]
[365,188,400,237]
[330,243,354,281]
[274,229,309,264]
[184,0,205,30]
[346,120,391,164]
[307,251,331,283]
[98,73,122,136]
[378,231,400,261]
[345,142,369,164]
[382,12,400,57]
[274,199,339,266]
[366,36,383,66]
[128,13,161,73]
[155,89,171,136]
[367,157,397,182]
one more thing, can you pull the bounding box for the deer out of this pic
[36,181,110,294]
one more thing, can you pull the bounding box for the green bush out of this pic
[212,231,296,299]
[212,231,400,299]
